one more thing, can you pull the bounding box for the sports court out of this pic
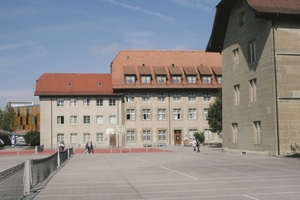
[28,146,300,200]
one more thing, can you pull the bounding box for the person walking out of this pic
[90,141,94,154]
[192,139,197,152]
[84,142,90,154]
[196,139,200,152]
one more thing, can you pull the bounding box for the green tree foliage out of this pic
[24,130,40,146]
[194,132,205,143]
[0,104,16,132]
[207,89,222,133]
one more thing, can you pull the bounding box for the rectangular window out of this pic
[126,109,135,120]
[158,130,166,141]
[157,92,166,102]
[173,109,181,120]
[203,91,211,102]
[173,92,181,102]
[109,99,116,106]
[141,76,151,83]
[249,79,257,102]
[157,76,166,84]
[83,99,90,107]
[158,109,166,120]
[142,92,150,102]
[126,130,135,142]
[189,129,197,140]
[96,99,103,106]
[57,116,64,124]
[248,40,257,63]
[125,93,134,102]
[233,48,239,69]
[253,121,261,145]
[188,92,196,102]
[83,116,90,124]
[187,76,197,83]
[172,76,181,83]
[97,133,103,142]
[203,108,208,120]
[143,130,151,142]
[217,76,222,84]
[83,133,90,143]
[234,85,240,105]
[239,12,246,26]
[188,108,197,120]
[202,76,211,84]
[109,115,116,124]
[26,107,29,117]
[204,129,212,141]
[70,98,77,107]
[70,133,77,143]
[232,123,238,144]
[57,133,64,142]
[142,109,151,120]
[70,116,77,124]
[57,99,64,106]
[125,76,135,84]
[96,115,103,124]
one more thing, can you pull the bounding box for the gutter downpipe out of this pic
[51,96,53,149]
[272,18,280,155]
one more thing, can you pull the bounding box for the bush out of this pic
[24,131,40,146]
[194,132,205,143]
[290,143,300,153]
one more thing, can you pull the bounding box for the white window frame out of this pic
[233,48,239,69]
[57,99,64,106]
[217,76,222,84]
[109,99,116,106]
[157,76,166,84]
[158,130,167,141]
[70,116,77,124]
[141,76,151,84]
[204,129,212,141]
[188,92,196,102]
[173,92,181,102]
[203,91,211,102]
[142,92,150,102]
[96,115,104,124]
[83,133,90,143]
[126,130,135,142]
[126,109,135,120]
[189,129,197,140]
[202,76,211,84]
[232,123,238,144]
[57,133,64,142]
[158,109,166,120]
[125,93,134,102]
[97,133,104,142]
[70,98,77,107]
[157,92,166,102]
[250,79,257,102]
[187,76,197,83]
[83,115,90,124]
[96,98,103,106]
[125,76,135,84]
[70,133,77,143]
[57,116,64,124]
[143,130,151,142]
[234,84,240,105]
[173,108,181,120]
[172,76,181,83]
[203,108,208,120]
[253,121,261,145]
[142,109,151,120]
[188,108,197,120]
[83,98,90,107]
[109,115,116,124]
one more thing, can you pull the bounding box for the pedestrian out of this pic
[61,141,65,151]
[192,139,197,152]
[196,139,200,152]
[90,141,94,154]
[84,142,90,154]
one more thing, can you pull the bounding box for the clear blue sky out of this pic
[0,0,220,110]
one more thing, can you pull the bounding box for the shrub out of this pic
[194,132,205,144]
[24,131,40,146]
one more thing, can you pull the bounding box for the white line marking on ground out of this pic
[135,157,149,163]
[236,163,300,173]
[243,194,260,200]
[160,166,198,180]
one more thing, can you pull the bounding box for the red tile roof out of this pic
[35,73,116,96]
[247,0,300,14]
[111,50,222,89]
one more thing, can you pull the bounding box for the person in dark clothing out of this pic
[196,140,200,152]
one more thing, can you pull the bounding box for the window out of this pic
[157,76,166,84]
[253,121,261,145]
[189,108,197,120]
[57,116,64,124]
[97,133,104,142]
[141,76,151,84]
[142,109,151,120]
[232,123,238,144]
[202,76,211,84]
[83,116,90,124]
[70,99,77,107]
[57,133,64,142]
[126,109,135,120]
[157,92,165,102]
[57,99,64,106]
[96,99,103,106]
[217,76,222,84]
[83,99,90,107]
[248,40,256,63]
[233,48,239,69]
[234,85,240,105]
[172,76,181,83]
[109,99,116,106]
[125,76,135,84]
[109,115,116,124]
[126,130,135,142]
[189,129,197,140]
[203,108,208,120]
[158,130,166,141]
[188,92,196,102]
[249,79,257,102]
[143,130,151,142]
[96,115,103,124]
[204,129,212,141]
[142,92,150,102]
[173,109,181,120]
[203,91,211,102]
[70,133,77,143]
[187,76,197,83]
[240,12,246,27]
[83,133,90,143]
[125,93,134,102]
[158,109,166,120]
[26,107,29,117]
[173,92,181,102]
[70,116,77,124]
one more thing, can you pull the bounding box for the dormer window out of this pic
[187,76,197,84]
[202,76,211,84]
[217,76,222,84]
[141,76,151,84]
[239,12,246,27]
[172,76,181,84]
[125,76,135,84]
[157,76,166,84]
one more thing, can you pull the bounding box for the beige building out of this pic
[35,50,222,149]
[206,0,300,155]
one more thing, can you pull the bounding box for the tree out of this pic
[0,104,16,132]
[194,132,205,143]
[207,89,222,133]
[24,130,40,146]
